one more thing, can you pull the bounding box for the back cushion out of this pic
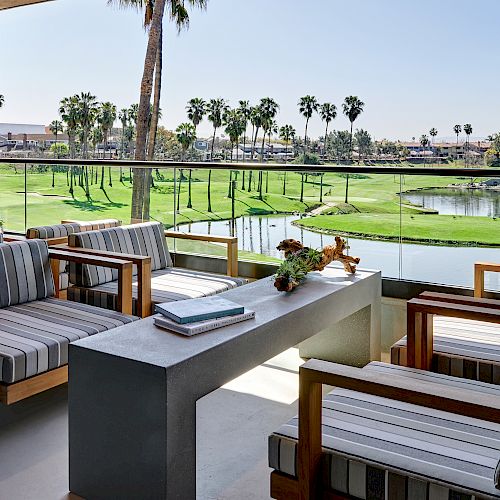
[69,222,172,287]
[26,223,81,240]
[76,219,122,231]
[0,240,54,307]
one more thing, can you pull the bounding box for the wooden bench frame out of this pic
[475,262,500,298]
[0,249,134,405]
[271,359,500,500]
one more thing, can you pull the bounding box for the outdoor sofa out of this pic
[0,239,137,405]
[391,262,500,382]
[62,221,247,317]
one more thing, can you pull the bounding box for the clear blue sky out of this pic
[1,0,499,141]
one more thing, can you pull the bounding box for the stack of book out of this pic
[154,296,255,336]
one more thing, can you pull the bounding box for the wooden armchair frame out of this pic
[271,359,500,500]
[165,230,238,278]
[56,246,152,318]
[406,296,500,371]
[0,249,134,405]
[475,262,500,298]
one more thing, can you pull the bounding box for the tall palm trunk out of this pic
[144,26,163,221]
[187,168,193,209]
[345,121,353,204]
[304,118,309,153]
[207,126,217,212]
[132,0,166,222]
[324,122,329,157]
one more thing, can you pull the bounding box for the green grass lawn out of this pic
[296,214,500,246]
[1,163,492,247]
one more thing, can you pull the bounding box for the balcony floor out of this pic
[0,348,304,500]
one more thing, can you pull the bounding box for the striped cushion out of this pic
[0,240,54,307]
[68,267,247,315]
[68,222,172,287]
[391,315,500,383]
[0,297,137,383]
[26,223,81,240]
[269,362,500,499]
[27,219,122,287]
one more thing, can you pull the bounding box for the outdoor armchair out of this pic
[269,359,500,500]
[64,221,246,317]
[391,261,500,382]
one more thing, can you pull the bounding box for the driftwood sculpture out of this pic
[274,236,360,292]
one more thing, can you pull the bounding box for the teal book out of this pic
[154,296,245,324]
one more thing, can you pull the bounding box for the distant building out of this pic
[0,123,69,151]
[0,123,45,135]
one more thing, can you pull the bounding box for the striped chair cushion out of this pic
[0,240,54,307]
[269,362,500,499]
[26,219,122,288]
[68,222,172,287]
[68,267,247,315]
[0,297,137,383]
[391,315,500,383]
[26,223,81,240]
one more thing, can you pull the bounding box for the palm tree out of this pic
[206,98,228,211]
[420,134,429,165]
[97,102,117,189]
[429,127,438,165]
[342,95,365,203]
[49,119,64,157]
[186,97,206,143]
[223,109,246,198]
[279,125,296,195]
[257,98,279,200]
[319,103,337,157]
[298,95,319,152]
[453,124,462,162]
[463,123,473,167]
[238,100,251,165]
[109,0,207,222]
[247,105,263,191]
[59,96,79,160]
[175,122,196,210]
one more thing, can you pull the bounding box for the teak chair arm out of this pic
[297,359,500,500]
[475,262,500,298]
[56,245,152,318]
[419,290,500,310]
[49,249,134,316]
[406,298,500,370]
[165,230,238,277]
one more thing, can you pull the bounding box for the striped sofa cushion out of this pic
[0,297,137,383]
[68,222,172,287]
[26,223,81,240]
[269,362,500,499]
[74,219,122,231]
[0,240,54,307]
[68,267,247,315]
[391,315,500,383]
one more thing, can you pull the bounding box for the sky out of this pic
[1,0,499,141]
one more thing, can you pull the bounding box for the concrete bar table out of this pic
[69,266,381,500]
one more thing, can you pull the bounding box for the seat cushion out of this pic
[0,297,137,383]
[68,222,172,287]
[0,240,54,307]
[269,362,500,499]
[391,315,500,383]
[68,267,247,315]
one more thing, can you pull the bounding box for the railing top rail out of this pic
[1,157,500,177]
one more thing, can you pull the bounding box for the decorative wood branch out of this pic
[274,236,360,292]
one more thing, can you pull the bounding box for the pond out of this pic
[403,188,500,217]
[180,213,500,291]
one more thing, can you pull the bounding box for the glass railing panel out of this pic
[401,173,500,290]
[0,160,28,232]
